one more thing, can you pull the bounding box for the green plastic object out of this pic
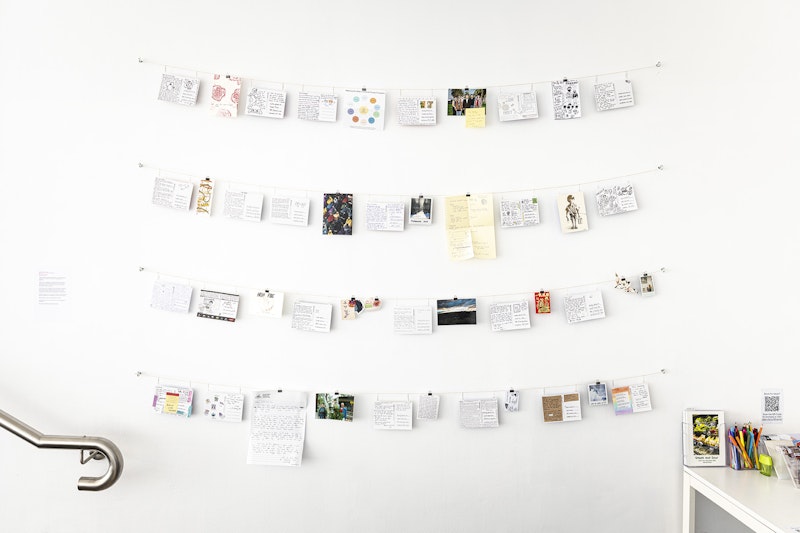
[759,454,773,477]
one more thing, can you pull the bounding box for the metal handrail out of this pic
[0,408,123,491]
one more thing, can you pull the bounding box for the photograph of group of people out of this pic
[447,88,487,116]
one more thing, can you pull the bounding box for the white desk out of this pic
[683,466,800,532]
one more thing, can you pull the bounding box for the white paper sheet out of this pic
[152,177,193,210]
[498,92,539,121]
[297,92,337,122]
[504,391,519,412]
[196,178,214,216]
[366,202,405,231]
[246,87,287,118]
[197,290,239,322]
[761,388,784,423]
[152,385,193,417]
[38,270,68,310]
[417,395,440,420]
[552,79,581,120]
[564,289,606,324]
[203,392,244,422]
[629,384,653,413]
[158,73,200,106]
[269,196,310,226]
[151,280,193,313]
[594,79,634,111]
[255,290,284,318]
[397,96,436,125]
[291,301,332,333]
[247,390,307,467]
[224,190,264,222]
[489,301,531,332]
[596,183,638,216]
[209,74,241,117]
[409,197,432,225]
[374,401,413,430]
[393,306,433,335]
[460,398,499,428]
[345,90,385,130]
[500,198,540,227]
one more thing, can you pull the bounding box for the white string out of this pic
[139,162,664,199]
[136,368,667,397]
[140,57,662,93]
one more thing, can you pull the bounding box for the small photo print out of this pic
[436,298,477,326]
[448,88,487,116]
[504,390,519,412]
[322,193,353,235]
[409,196,432,225]
[535,291,551,314]
[588,383,609,406]
[316,393,354,422]
[640,273,655,296]
[692,413,721,457]
[557,192,588,233]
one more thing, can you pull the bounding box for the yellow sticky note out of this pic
[465,107,486,128]
[164,392,180,414]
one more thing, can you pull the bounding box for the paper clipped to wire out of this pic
[291,301,332,333]
[542,393,582,422]
[247,390,307,467]
[500,198,540,228]
[612,383,652,415]
[209,74,240,118]
[460,398,499,428]
[394,305,433,334]
[151,280,193,313]
[594,79,634,111]
[417,394,440,420]
[366,201,405,231]
[203,391,244,422]
[345,90,385,130]
[269,196,309,226]
[152,177,193,211]
[489,301,531,332]
[153,385,193,417]
[552,79,581,120]
[498,91,539,121]
[397,96,436,126]
[297,92,337,122]
[374,401,413,430]
[564,289,606,324]
[246,87,287,118]
[224,190,264,222]
[445,194,496,260]
[158,73,200,106]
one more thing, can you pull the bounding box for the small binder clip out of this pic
[510,389,515,393]
[361,86,367,92]
[277,389,283,393]
[427,392,432,396]
[465,192,471,197]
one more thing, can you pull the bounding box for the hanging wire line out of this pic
[139,57,662,93]
[139,266,667,302]
[135,368,666,397]
[140,162,664,199]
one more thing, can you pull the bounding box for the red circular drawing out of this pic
[211,85,226,101]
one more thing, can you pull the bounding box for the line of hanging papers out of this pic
[157,72,635,128]
[150,270,657,332]
[150,380,653,467]
[152,177,641,261]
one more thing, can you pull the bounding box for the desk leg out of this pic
[682,472,695,533]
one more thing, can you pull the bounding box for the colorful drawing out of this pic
[322,193,353,235]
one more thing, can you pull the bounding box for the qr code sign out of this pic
[764,394,781,412]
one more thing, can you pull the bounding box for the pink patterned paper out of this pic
[209,74,241,118]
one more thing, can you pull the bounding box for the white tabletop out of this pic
[684,466,800,532]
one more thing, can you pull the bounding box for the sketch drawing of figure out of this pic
[565,195,580,230]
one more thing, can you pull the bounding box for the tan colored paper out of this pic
[465,107,486,128]
[542,395,564,422]
[444,194,496,260]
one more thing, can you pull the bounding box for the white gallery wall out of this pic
[0,1,798,532]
